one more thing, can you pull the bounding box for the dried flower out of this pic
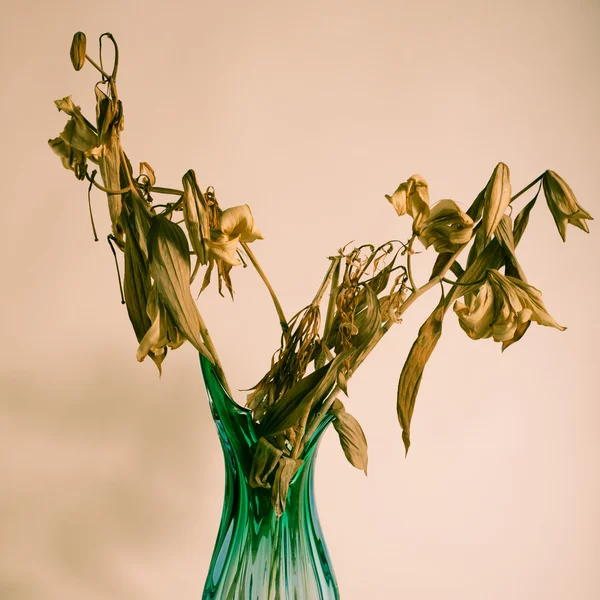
[201,201,264,296]
[542,170,593,242]
[453,269,565,347]
[207,205,263,265]
[69,32,86,71]
[385,174,430,231]
[417,200,474,253]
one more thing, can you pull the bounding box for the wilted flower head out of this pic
[386,174,430,230]
[199,196,264,297]
[454,269,565,349]
[417,200,474,253]
[542,170,593,242]
[207,205,264,265]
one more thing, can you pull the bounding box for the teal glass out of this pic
[200,356,340,600]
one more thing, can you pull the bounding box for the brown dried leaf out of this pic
[397,298,445,455]
[332,409,368,474]
[182,170,211,265]
[147,215,212,361]
[271,457,303,517]
[249,437,283,489]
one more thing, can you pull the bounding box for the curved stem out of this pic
[241,242,289,334]
[86,172,131,195]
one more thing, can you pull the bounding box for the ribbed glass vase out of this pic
[200,356,340,600]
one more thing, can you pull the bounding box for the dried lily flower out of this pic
[207,205,263,265]
[49,96,102,181]
[385,174,430,231]
[542,170,593,242]
[453,269,566,348]
[69,32,86,71]
[417,200,474,253]
[202,200,264,296]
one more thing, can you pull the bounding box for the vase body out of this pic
[200,356,340,600]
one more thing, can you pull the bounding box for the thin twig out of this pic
[86,175,99,242]
[107,234,125,304]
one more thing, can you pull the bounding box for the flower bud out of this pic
[483,162,511,241]
[542,170,593,242]
[69,32,86,71]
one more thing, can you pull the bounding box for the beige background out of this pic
[1,1,599,598]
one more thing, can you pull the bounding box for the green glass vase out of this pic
[200,356,340,600]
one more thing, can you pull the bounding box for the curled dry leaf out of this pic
[397,298,445,456]
[95,86,124,240]
[272,457,303,517]
[182,169,211,265]
[249,437,283,489]
[331,401,368,475]
[147,215,213,361]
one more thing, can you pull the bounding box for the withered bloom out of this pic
[542,170,593,242]
[454,269,565,347]
[417,200,474,253]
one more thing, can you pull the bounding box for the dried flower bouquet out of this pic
[50,33,593,518]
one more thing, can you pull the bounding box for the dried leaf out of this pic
[123,221,151,340]
[397,298,445,455]
[352,284,381,347]
[271,457,303,517]
[332,409,368,474]
[494,215,527,282]
[182,170,211,265]
[259,365,329,436]
[466,186,486,222]
[444,238,505,308]
[513,197,537,247]
[147,215,212,361]
[249,437,283,489]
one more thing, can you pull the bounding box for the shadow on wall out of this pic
[0,357,219,600]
